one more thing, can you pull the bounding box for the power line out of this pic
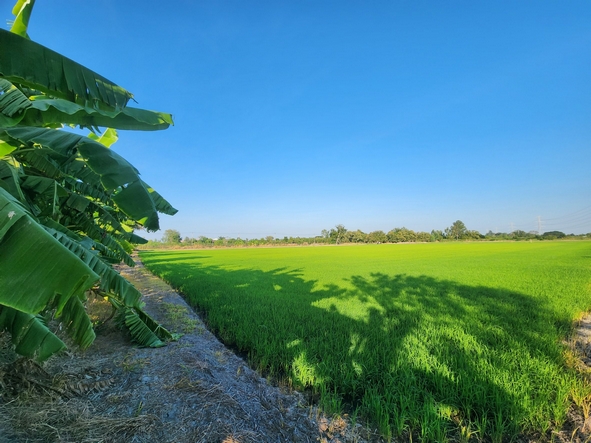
[543,205,591,222]
[505,206,591,234]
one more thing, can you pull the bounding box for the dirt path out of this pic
[0,257,382,443]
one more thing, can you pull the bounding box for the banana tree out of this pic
[0,0,179,360]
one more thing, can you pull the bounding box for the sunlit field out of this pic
[140,242,591,442]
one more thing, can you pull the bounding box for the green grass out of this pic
[140,242,591,442]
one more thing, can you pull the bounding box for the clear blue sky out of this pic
[18,0,591,239]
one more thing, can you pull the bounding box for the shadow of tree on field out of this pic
[139,251,573,440]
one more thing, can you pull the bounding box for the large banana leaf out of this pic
[3,126,133,188]
[46,229,175,345]
[46,228,142,307]
[16,97,174,131]
[0,187,99,314]
[64,212,135,266]
[0,126,179,230]
[0,92,173,131]
[59,294,96,350]
[0,193,173,350]
[0,296,95,361]
[0,306,67,361]
[0,29,133,110]
[2,157,132,254]
[123,308,166,348]
[0,160,26,202]
[0,78,32,127]
[142,181,178,216]
[16,149,62,179]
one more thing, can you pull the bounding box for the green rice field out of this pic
[140,242,591,442]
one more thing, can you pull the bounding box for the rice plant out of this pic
[141,242,591,441]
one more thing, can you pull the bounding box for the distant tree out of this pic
[321,229,330,239]
[183,237,197,245]
[509,230,538,241]
[542,231,566,239]
[329,224,347,244]
[387,228,400,243]
[198,236,213,246]
[416,231,431,242]
[162,229,182,243]
[388,227,416,243]
[466,230,483,240]
[367,230,388,243]
[350,229,368,243]
[430,230,445,241]
[445,220,468,240]
[341,230,353,243]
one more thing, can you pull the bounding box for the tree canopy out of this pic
[445,220,467,240]
[162,229,182,243]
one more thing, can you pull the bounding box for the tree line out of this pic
[148,220,588,248]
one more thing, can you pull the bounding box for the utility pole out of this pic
[537,216,542,235]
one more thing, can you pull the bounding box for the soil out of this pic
[0,257,384,443]
[2,256,591,442]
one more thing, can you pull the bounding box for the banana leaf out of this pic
[0,78,32,127]
[0,187,99,315]
[142,181,178,216]
[0,159,26,202]
[0,306,67,361]
[9,0,35,39]
[123,308,166,348]
[45,229,175,345]
[19,97,173,131]
[45,228,142,308]
[88,127,118,147]
[59,294,95,350]
[21,175,67,199]
[0,29,133,110]
[1,126,178,231]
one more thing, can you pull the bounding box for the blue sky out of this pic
[18,1,591,239]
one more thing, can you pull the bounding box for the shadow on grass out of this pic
[140,251,577,441]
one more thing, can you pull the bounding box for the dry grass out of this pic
[0,400,160,443]
[0,353,160,443]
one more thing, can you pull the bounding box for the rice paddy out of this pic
[140,242,591,441]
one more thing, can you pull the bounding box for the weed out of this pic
[161,302,198,333]
[134,400,144,416]
[120,354,150,372]
[214,350,227,364]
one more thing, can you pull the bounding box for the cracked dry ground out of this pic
[0,258,384,443]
